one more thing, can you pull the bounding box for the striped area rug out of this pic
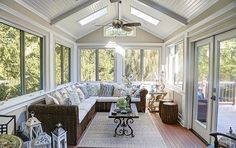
[78,112,167,148]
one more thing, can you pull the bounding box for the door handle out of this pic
[211,96,216,101]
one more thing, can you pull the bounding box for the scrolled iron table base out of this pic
[113,118,135,137]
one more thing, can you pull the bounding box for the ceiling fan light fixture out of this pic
[131,7,159,26]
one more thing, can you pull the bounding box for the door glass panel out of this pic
[196,44,210,125]
[217,38,236,132]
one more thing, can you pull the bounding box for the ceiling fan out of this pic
[109,0,141,32]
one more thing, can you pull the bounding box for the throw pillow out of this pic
[51,91,64,105]
[73,86,85,101]
[68,91,80,105]
[86,83,100,96]
[46,94,60,105]
[78,85,90,99]
[100,83,114,97]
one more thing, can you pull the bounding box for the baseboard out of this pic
[177,112,185,127]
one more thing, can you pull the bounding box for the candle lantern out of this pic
[25,112,43,141]
[51,123,67,148]
[34,132,51,148]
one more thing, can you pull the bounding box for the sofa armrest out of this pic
[138,88,148,112]
[28,104,78,145]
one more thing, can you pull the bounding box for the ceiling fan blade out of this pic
[110,0,120,3]
[122,26,132,32]
[123,23,141,27]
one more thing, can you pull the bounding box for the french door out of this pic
[193,37,214,142]
[192,29,236,143]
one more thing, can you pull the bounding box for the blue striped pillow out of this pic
[100,84,114,97]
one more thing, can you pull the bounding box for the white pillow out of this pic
[68,91,80,105]
[51,91,64,105]
[46,94,59,105]
[73,86,85,101]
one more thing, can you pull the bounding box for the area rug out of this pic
[78,112,167,148]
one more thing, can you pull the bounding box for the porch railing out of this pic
[219,81,235,104]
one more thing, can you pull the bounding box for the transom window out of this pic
[0,22,43,101]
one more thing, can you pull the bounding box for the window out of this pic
[125,48,160,82]
[125,49,141,81]
[131,7,159,26]
[143,49,159,81]
[174,42,184,88]
[166,41,184,89]
[99,49,115,81]
[0,22,43,101]
[55,43,71,85]
[80,49,115,81]
[80,49,96,81]
[78,7,108,26]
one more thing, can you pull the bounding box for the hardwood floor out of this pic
[149,112,207,148]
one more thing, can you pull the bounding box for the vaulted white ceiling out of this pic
[16,0,218,40]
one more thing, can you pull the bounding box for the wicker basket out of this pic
[161,102,178,124]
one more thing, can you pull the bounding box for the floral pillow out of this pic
[86,83,100,96]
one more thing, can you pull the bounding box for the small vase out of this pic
[126,95,131,108]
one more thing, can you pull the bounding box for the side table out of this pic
[148,92,167,112]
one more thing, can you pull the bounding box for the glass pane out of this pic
[80,49,96,81]
[55,43,62,85]
[0,23,21,100]
[64,47,70,83]
[196,44,210,125]
[99,49,114,81]
[217,38,236,132]
[174,42,184,88]
[125,49,141,81]
[143,49,159,81]
[25,32,41,94]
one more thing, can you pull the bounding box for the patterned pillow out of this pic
[100,83,114,97]
[68,91,80,105]
[86,83,100,96]
[72,85,85,101]
[51,91,64,105]
[79,85,90,99]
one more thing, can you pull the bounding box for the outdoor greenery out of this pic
[174,42,184,88]
[143,49,159,81]
[55,43,71,85]
[125,49,141,81]
[80,49,96,81]
[0,23,42,101]
[99,49,114,81]
[80,49,114,81]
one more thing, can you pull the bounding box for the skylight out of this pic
[131,7,159,26]
[79,7,107,26]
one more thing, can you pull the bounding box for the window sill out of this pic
[0,90,46,114]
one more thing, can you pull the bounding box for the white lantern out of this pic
[25,112,43,141]
[52,123,67,148]
[34,132,51,148]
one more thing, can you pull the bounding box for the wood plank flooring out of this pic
[149,112,207,148]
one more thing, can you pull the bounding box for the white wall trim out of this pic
[55,24,78,39]
[78,43,164,47]
[0,91,45,114]
[165,1,236,44]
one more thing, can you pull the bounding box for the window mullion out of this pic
[96,49,99,81]
[61,45,64,84]
[140,49,144,81]
[20,30,26,95]
[40,37,43,90]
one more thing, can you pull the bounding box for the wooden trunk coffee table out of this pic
[109,103,139,137]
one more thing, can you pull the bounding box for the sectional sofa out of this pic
[28,82,148,145]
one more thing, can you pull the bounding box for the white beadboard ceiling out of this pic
[15,0,219,40]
